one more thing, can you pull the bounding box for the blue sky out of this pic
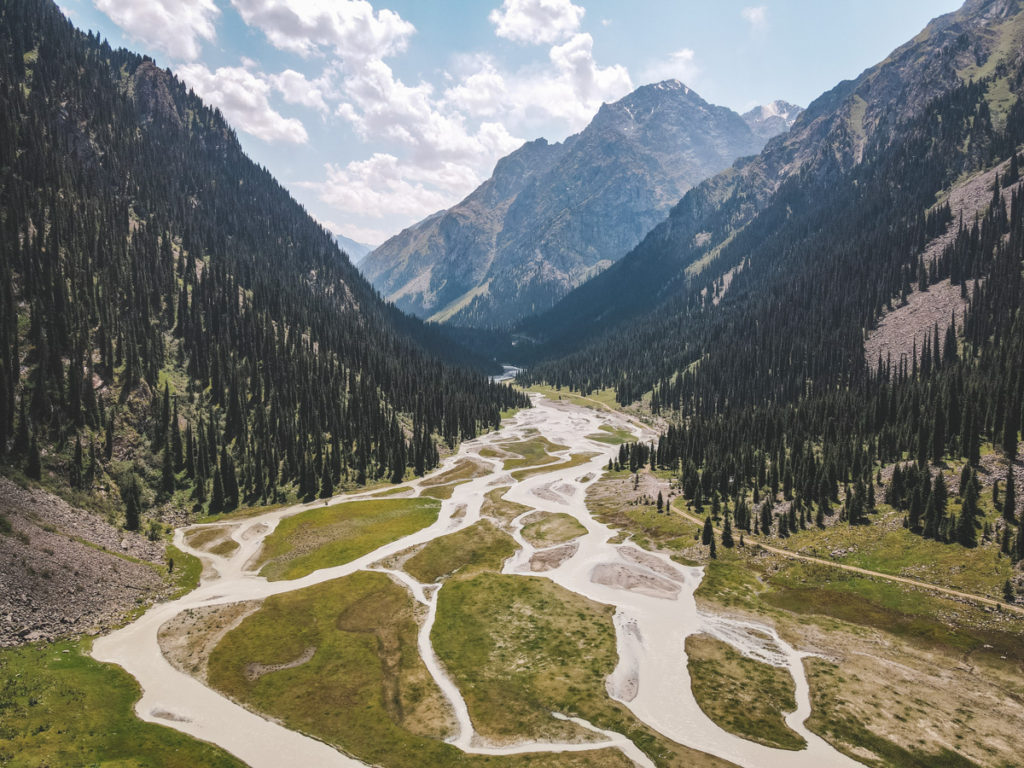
[57,0,963,245]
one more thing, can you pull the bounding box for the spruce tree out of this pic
[26,435,41,480]
[956,470,980,547]
[760,500,773,535]
[923,473,947,539]
[161,441,176,498]
[1004,467,1017,524]
[722,512,734,547]
[121,474,142,531]
[1004,395,1020,460]
[71,436,83,490]
[908,486,924,533]
[320,461,334,499]
[701,515,713,546]
[209,467,225,515]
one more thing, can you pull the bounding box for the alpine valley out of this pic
[2,1,1024,768]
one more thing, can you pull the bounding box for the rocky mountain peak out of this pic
[362,81,774,327]
[742,100,804,140]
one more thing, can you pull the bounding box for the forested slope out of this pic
[522,0,1024,558]
[0,0,527,528]
[520,0,1024,357]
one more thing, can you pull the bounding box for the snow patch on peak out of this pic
[742,100,804,140]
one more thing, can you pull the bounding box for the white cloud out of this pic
[229,0,414,59]
[442,35,632,134]
[489,0,585,45]
[548,33,630,112]
[297,152,490,241]
[641,48,699,87]
[270,69,333,113]
[741,6,768,30]
[95,0,219,61]
[442,56,509,119]
[337,58,522,166]
[213,0,629,240]
[178,63,309,143]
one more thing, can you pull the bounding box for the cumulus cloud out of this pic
[95,0,219,61]
[741,6,768,30]
[201,0,630,239]
[297,152,493,243]
[549,33,630,111]
[337,58,522,166]
[443,34,632,133]
[270,69,333,113]
[229,0,414,59]
[641,48,699,87]
[489,0,585,45]
[178,63,309,143]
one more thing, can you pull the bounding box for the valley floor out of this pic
[6,394,1023,767]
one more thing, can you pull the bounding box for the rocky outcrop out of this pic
[362,81,797,327]
[0,477,170,646]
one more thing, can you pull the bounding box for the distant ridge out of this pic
[334,233,376,266]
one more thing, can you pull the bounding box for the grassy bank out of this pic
[685,634,804,751]
[206,572,632,768]
[432,571,736,768]
[255,497,440,580]
[0,638,244,768]
[403,520,517,583]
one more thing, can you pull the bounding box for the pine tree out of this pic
[908,486,924,532]
[121,474,142,531]
[171,400,183,471]
[26,435,41,480]
[1004,395,1020,460]
[760,500,773,535]
[701,515,713,546]
[104,413,115,461]
[161,440,175,498]
[923,472,947,539]
[209,467,225,515]
[221,449,239,511]
[656,490,664,513]
[320,460,334,499]
[71,436,83,490]
[1004,467,1017,524]
[722,512,734,547]
[957,469,980,547]
[930,407,946,465]
[709,535,717,559]
[86,442,97,488]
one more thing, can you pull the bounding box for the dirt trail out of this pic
[671,505,1024,617]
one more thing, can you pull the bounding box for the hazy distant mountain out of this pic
[334,233,375,265]
[742,100,804,140]
[362,81,797,327]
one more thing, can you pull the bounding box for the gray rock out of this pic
[362,81,799,327]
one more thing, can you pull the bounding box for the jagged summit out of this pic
[742,100,804,139]
[361,81,770,327]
